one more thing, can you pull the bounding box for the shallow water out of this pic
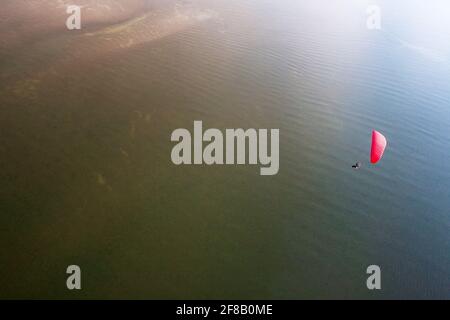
[1,0,449,298]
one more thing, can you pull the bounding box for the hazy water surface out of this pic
[1,0,449,299]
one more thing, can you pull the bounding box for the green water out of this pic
[0,0,449,299]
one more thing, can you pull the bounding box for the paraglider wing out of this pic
[370,130,387,164]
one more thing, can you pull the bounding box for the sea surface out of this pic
[0,0,449,299]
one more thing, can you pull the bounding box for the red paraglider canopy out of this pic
[370,130,387,164]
